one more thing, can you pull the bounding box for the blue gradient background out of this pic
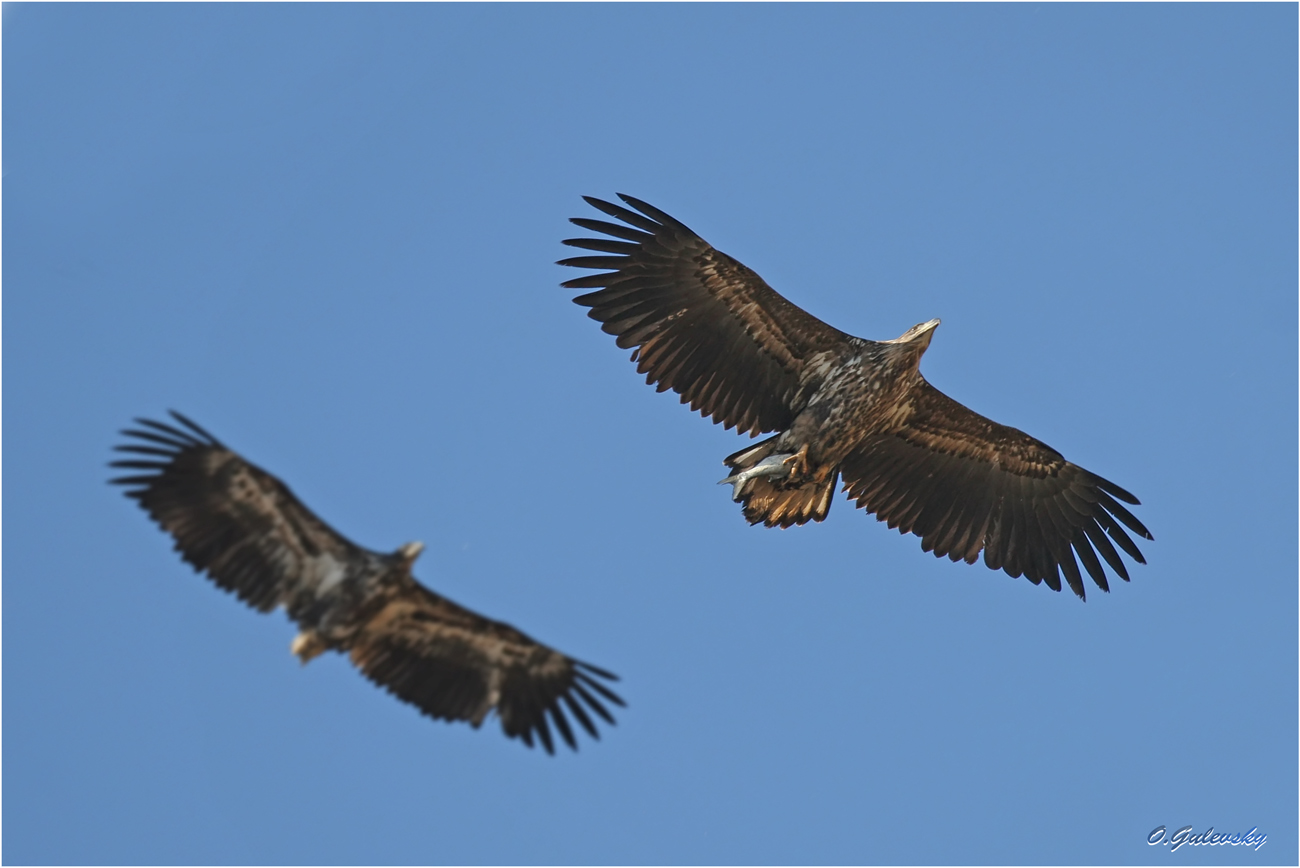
[4,4,1295,865]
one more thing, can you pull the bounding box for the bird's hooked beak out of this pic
[912,318,940,351]
[883,318,940,348]
[909,318,940,342]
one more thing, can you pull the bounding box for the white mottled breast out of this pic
[791,341,921,460]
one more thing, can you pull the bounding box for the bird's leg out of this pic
[291,630,327,665]
[782,444,811,479]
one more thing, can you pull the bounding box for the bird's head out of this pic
[882,318,940,368]
[394,541,425,569]
[895,318,940,347]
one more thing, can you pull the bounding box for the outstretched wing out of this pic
[110,411,371,615]
[347,581,624,753]
[559,194,852,436]
[839,381,1153,600]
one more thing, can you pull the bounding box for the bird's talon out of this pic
[782,446,811,478]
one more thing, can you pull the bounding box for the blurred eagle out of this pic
[111,413,622,753]
[559,194,1153,600]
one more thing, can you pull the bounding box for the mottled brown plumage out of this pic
[111,412,622,753]
[559,194,1153,600]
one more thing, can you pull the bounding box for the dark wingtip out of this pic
[108,474,156,487]
[534,714,556,755]
[1094,474,1141,506]
[615,192,646,211]
[615,193,681,230]
[575,660,620,682]
[561,693,600,741]
[167,410,221,446]
[130,416,203,446]
[549,706,578,752]
[571,682,616,725]
[576,671,626,708]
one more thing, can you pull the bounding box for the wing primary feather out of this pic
[560,237,641,255]
[557,255,635,271]
[1038,497,1081,566]
[1033,496,1080,597]
[562,272,622,290]
[113,444,181,457]
[1026,478,1060,587]
[571,682,616,724]
[1041,564,1062,593]
[549,704,578,751]
[617,193,695,233]
[167,410,223,446]
[998,480,1025,578]
[1072,529,1110,593]
[1093,473,1141,506]
[1081,520,1130,582]
[111,474,165,487]
[515,676,551,742]
[561,693,600,739]
[567,216,655,243]
[1057,543,1086,600]
[119,428,192,449]
[575,660,620,681]
[109,459,169,471]
[1059,485,1096,520]
[1095,490,1153,540]
[575,670,627,707]
[132,417,206,446]
[1025,484,1056,587]
[980,498,1004,572]
[580,195,661,233]
[533,707,556,755]
[1096,511,1147,563]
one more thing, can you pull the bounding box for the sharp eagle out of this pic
[559,194,1153,600]
[111,412,623,753]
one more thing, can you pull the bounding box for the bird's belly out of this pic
[791,375,909,466]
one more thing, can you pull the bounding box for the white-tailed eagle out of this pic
[559,195,1153,600]
[112,412,622,753]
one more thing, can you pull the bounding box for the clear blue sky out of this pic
[5,4,1295,865]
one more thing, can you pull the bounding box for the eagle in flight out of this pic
[111,412,622,753]
[559,194,1152,600]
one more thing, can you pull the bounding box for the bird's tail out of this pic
[720,438,838,529]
